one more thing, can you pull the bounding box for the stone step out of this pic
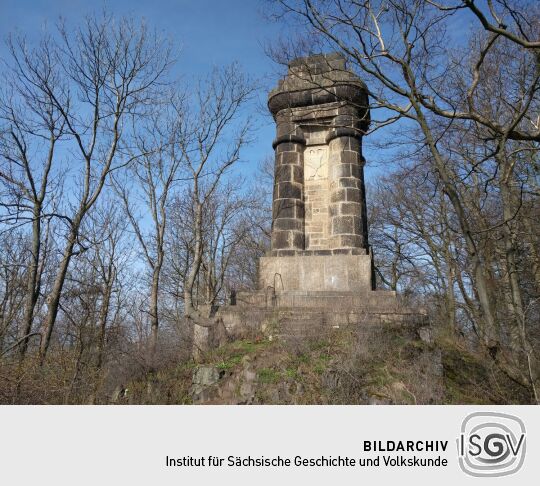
[235,289,409,313]
[217,304,428,339]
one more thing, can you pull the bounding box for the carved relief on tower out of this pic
[303,141,330,250]
[304,145,328,181]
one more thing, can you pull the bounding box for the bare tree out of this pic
[178,65,255,317]
[0,13,174,363]
[114,97,185,357]
[0,33,65,360]
[199,179,258,306]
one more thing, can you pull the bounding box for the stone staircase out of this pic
[217,289,427,343]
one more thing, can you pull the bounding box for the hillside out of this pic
[120,323,530,405]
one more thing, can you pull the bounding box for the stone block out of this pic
[276,121,301,139]
[340,151,359,165]
[332,215,355,235]
[274,164,291,182]
[328,136,350,151]
[271,231,290,250]
[338,178,361,189]
[292,165,303,183]
[259,254,373,292]
[276,142,296,154]
[279,151,302,165]
[330,188,347,203]
[346,188,361,202]
[332,164,351,178]
[348,138,361,152]
[278,182,302,199]
[273,198,296,219]
[274,218,303,231]
[350,163,361,178]
[329,203,340,217]
[340,202,361,215]
[292,232,305,249]
[337,234,363,248]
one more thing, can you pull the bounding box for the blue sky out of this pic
[0,0,286,177]
[0,0,282,73]
[0,0,472,183]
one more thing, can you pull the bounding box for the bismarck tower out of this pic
[202,54,424,353]
[261,52,374,293]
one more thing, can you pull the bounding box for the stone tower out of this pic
[201,53,424,357]
[259,53,375,293]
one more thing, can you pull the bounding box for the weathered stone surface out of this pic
[273,217,303,231]
[193,366,221,387]
[271,230,290,250]
[268,53,369,125]
[278,151,302,165]
[277,181,302,199]
[191,359,259,404]
[259,253,374,292]
[216,305,428,346]
[272,198,296,219]
[275,142,296,153]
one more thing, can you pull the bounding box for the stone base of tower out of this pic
[194,294,427,360]
[196,255,427,355]
[189,243,430,361]
[190,250,428,358]
[259,250,374,293]
[203,290,428,358]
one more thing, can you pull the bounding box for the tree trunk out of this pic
[19,207,41,361]
[445,262,457,332]
[410,98,498,348]
[149,262,161,358]
[184,201,203,316]
[96,276,114,371]
[498,159,537,401]
[39,231,77,364]
[500,180,525,346]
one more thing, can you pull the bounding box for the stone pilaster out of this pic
[271,116,305,252]
[327,117,368,250]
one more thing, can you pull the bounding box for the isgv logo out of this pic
[457,412,526,477]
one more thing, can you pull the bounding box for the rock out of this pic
[238,368,257,403]
[417,326,433,344]
[191,366,222,400]
[193,366,221,386]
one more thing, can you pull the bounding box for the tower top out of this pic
[288,52,347,72]
[268,52,369,126]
